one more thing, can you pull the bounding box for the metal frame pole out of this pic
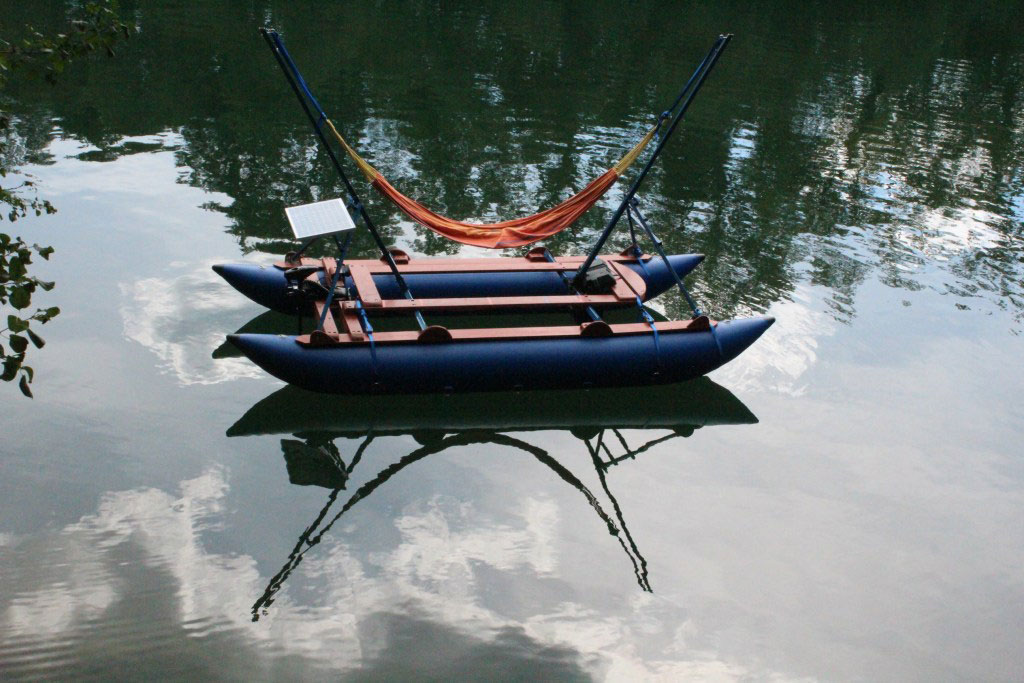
[260,28,411,294]
[573,34,731,287]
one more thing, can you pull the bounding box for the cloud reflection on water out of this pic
[712,284,836,397]
[0,465,777,680]
[120,260,270,386]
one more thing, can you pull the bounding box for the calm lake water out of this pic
[2,1,1023,680]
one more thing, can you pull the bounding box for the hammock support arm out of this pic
[573,34,732,288]
[260,28,415,303]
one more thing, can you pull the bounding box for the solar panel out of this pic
[285,199,357,240]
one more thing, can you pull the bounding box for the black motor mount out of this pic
[577,257,616,294]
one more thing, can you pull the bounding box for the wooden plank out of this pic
[356,259,643,275]
[337,291,633,313]
[277,253,650,271]
[361,262,579,274]
[277,254,653,280]
[312,301,340,336]
[356,253,646,274]
[608,268,636,300]
[606,260,647,299]
[347,264,382,307]
[339,308,364,340]
[296,318,716,346]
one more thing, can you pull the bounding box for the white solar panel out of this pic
[285,199,357,239]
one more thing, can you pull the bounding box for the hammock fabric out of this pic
[325,120,659,249]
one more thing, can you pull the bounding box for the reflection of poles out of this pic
[591,428,682,471]
[252,430,651,620]
[581,427,695,591]
[252,435,375,622]
[584,430,666,593]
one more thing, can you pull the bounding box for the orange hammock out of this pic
[323,119,659,248]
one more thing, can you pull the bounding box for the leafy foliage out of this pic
[0,2,132,88]
[0,2,132,397]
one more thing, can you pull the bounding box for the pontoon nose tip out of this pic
[211,262,298,314]
[212,262,253,287]
[714,315,776,364]
[746,315,776,337]
[226,333,263,361]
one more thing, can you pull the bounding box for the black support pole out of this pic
[573,34,731,287]
[260,28,411,294]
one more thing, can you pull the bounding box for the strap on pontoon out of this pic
[635,296,663,368]
[354,300,378,373]
[627,199,724,357]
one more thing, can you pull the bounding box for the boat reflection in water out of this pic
[228,378,758,621]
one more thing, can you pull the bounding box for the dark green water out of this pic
[2,1,1023,679]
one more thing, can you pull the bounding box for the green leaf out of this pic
[26,329,45,348]
[8,255,27,278]
[19,373,33,398]
[1,357,18,382]
[10,286,30,309]
[9,334,28,353]
[7,315,29,333]
[35,245,55,260]
[33,307,60,323]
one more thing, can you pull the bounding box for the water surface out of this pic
[2,1,1023,679]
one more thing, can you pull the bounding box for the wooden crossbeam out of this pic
[606,260,645,298]
[312,301,340,335]
[335,293,633,312]
[298,317,714,347]
[278,252,651,274]
[346,263,382,306]
[339,308,364,340]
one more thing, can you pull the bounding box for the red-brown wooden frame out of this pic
[281,252,701,348]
